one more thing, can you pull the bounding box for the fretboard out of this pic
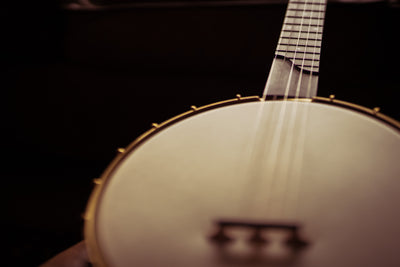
[263,0,327,99]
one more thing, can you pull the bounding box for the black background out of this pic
[2,1,399,266]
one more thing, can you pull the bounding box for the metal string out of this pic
[277,0,327,219]
[239,0,326,220]
[261,0,312,218]
[283,0,326,219]
[238,0,297,216]
[279,0,321,219]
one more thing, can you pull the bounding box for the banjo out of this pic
[84,0,400,266]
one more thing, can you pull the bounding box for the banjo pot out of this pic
[84,0,399,265]
[84,96,400,267]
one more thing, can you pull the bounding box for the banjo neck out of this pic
[263,0,327,99]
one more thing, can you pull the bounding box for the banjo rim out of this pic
[83,95,400,267]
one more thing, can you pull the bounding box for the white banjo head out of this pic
[85,99,400,267]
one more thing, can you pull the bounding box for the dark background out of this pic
[2,0,399,266]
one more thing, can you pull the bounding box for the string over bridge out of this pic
[210,220,309,249]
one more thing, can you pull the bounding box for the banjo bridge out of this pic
[210,220,308,250]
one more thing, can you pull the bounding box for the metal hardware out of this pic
[312,96,400,130]
[210,220,308,249]
[93,178,102,185]
[117,148,126,154]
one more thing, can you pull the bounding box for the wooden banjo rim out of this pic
[84,95,400,267]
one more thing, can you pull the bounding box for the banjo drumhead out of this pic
[86,100,400,267]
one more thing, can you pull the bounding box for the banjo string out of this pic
[244,0,325,219]
[240,0,300,217]
[280,0,321,219]
[285,0,326,219]
[262,0,310,218]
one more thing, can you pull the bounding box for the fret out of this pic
[297,64,319,68]
[287,9,325,13]
[282,30,323,34]
[283,24,323,31]
[291,58,320,64]
[290,57,320,65]
[279,40,321,47]
[287,4,325,12]
[291,59,320,66]
[275,51,320,61]
[277,44,322,51]
[280,36,322,42]
[290,1,325,5]
[278,43,321,48]
[282,26,323,35]
[301,67,320,73]
[281,32,323,40]
[295,65,319,71]
[284,18,324,27]
[276,46,321,53]
[282,56,320,62]
[276,49,320,55]
[284,23,322,27]
[277,51,320,58]
[290,63,319,70]
[284,22,323,28]
[286,16,324,20]
[286,10,325,18]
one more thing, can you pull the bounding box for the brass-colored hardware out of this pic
[152,123,159,128]
[236,94,242,100]
[82,212,89,220]
[191,105,197,111]
[373,107,380,115]
[117,148,126,154]
[312,96,400,130]
[93,178,102,185]
[329,94,335,101]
